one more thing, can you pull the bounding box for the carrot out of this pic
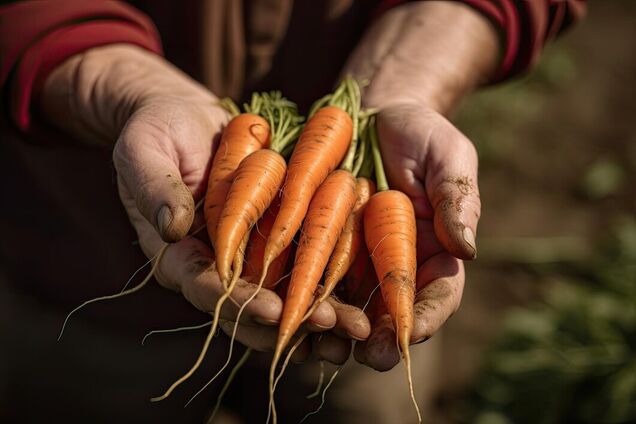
[214,95,302,283]
[302,177,375,321]
[261,79,358,279]
[363,116,421,423]
[344,244,371,304]
[214,149,287,282]
[266,78,363,424]
[242,200,293,289]
[268,169,357,423]
[204,96,270,253]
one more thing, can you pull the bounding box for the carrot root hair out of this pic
[57,243,169,341]
[203,348,252,420]
[306,361,325,399]
[267,333,307,424]
[141,320,212,346]
[401,339,421,423]
[150,238,248,402]
[300,365,342,423]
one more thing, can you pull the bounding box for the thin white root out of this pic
[57,244,168,341]
[267,333,308,424]
[151,237,248,402]
[186,240,269,406]
[274,333,307,391]
[141,321,212,346]
[403,346,422,424]
[150,270,241,402]
[203,348,252,420]
[300,366,342,423]
[307,361,325,399]
[120,255,154,293]
[360,280,382,315]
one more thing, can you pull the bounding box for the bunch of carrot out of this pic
[58,78,422,423]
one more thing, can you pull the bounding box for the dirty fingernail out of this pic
[347,332,367,342]
[462,226,477,259]
[157,206,173,239]
[254,316,279,326]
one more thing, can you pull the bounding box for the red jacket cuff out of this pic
[0,1,162,131]
[11,21,162,131]
[375,0,586,82]
[461,0,587,82]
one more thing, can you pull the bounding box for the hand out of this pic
[40,44,360,359]
[341,0,499,370]
[354,104,472,370]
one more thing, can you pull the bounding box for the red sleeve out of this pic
[375,0,587,82]
[452,0,586,81]
[0,1,162,132]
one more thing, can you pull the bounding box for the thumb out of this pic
[114,118,195,243]
[426,117,481,260]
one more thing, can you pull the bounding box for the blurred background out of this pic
[432,1,636,422]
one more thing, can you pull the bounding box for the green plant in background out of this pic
[455,45,577,166]
[460,216,636,424]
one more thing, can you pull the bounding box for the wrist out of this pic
[345,1,499,115]
[40,44,218,146]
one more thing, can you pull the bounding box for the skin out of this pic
[342,1,500,370]
[40,0,499,367]
[40,44,365,362]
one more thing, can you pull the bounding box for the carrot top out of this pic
[257,92,304,156]
[367,114,389,192]
[220,92,303,155]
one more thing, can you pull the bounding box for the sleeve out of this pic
[450,0,587,81]
[374,0,587,82]
[0,0,163,131]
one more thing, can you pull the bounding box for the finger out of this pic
[311,332,352,365]
[219,321,311,362]
[113,117,195,243]
[303,293,337,332]
[363,313,401,372]
[353,340,368,365]
[123,197,284,324]
[426,117,481,260]
[325,297,371,341]
[411,253,464,343]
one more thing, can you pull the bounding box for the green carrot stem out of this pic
[219,98,241,117]
[259,92,303,154]
[340,78,362,172]
[308,94,331,118]
[352,129,367,177]
[369,116,389,191]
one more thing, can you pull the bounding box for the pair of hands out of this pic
[41,42,480,370]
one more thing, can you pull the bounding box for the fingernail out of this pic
[462,227,477,259]
[412,336,430,345]
[347,333,367,342]
[157,206,173,238]
[254,317,279,326]
[311,322,333,330]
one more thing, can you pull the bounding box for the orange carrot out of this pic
[364,116,421,423]
[214,149,286,283]
[204,113,270,250]
[302,177,375,320]
[268,169,357,423]
[262,104,352,273]
[214,94,302,284]
[242,200,293,289]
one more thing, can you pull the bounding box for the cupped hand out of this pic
[40,44,364,361]
[354,102,478,371]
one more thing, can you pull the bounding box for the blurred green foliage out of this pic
[455,45,577,166]
[460,216,636,424]
[580,158,627,199]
